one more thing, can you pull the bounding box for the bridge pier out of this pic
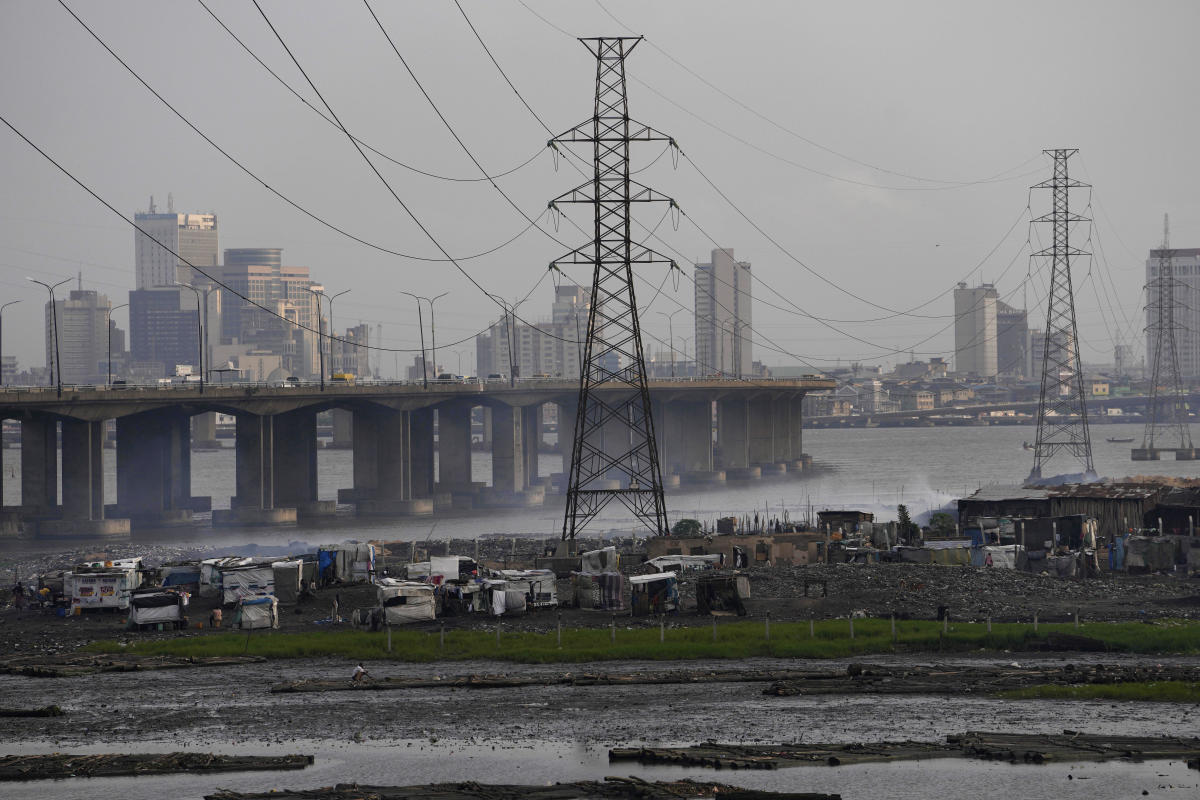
[650,399,680,489]
[40,419,129,539]
[21,415,57,514]
[114,409,195,528]
[664,400,721,485]
[214,413,297,526]
[352,408,432,516]
[273,409,334,518]
[192,411,218,448]
[718,396,760,480]
[331,409,353,448]
[437,401,477,509]
[484,403,542,507]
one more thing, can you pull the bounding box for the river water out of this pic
[3,422,1199,550]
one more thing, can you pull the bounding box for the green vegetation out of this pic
[83,618,1200,664]
[670,518,702,537]
[999,682,1200,703]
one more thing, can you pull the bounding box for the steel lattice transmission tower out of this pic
[1028,148,1096,482]
[551,36,676,539]
[1136,214,1194,460]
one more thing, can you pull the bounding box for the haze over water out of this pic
[4,422,1199,552]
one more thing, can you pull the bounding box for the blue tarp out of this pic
[162,570,200,587]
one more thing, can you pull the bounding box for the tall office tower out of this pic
[996,300,1030,377]
[129,287,200,377]
[334,323,371,377]
[953,282,999,377]
[1146,247,1200,378]
[133,195,218,289]
[694,248,752,377]
[44,286,111,384]
[219,248,322,377]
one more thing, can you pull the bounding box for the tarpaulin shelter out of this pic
[128,590,188,629]
[1124,536,1177,572]
[486,581,527,616]
[234,595,278,629]
[646,554,722,573]
[64,559,144,611]
[495,569,557,608]
[221,564,274,605]
[200,557,270,598]
[580,546,619,573]
[272,560,303,604]
[696,573,749,616]
[318,543,376,585]
[572,572,624,611]
[377,579,437,624]
[408,556,478,584]
[629,572,679,616]
[160,565,201,592]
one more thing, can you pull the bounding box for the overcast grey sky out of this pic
[2,0,1198,376]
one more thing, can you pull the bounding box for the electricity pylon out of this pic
[1135,214,1195,460]
[551,36,676,539]
[1028,148,1096,483]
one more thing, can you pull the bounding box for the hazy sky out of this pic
[2,0,1198,377]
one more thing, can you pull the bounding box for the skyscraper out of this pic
[134,196,218,289]
[129,287,199,377]
[1146,247,1200,378]
[996,300,1029,377]
[694,248,752,377]
[44,286,111,384]
[953,282,999,377]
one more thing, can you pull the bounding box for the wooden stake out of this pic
[712,614,717,642]
[660,615,665,643]
[610,614,616,644]
[765,611,771,642]
[387,623,392,653]
[849,616,854,639]
[987,616,992,633]
[891,614,896,642]
[557,612,562,648]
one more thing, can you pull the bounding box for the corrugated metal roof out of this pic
[962,485,1049,502]
[962,482,1161,503]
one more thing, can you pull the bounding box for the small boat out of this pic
[1106,436,1134,443]
[1022,441,1034,451]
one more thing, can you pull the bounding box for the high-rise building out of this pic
[333,323,371,377]
[134,196,218,289]
[996,300,1029,377]
[1145,247,1200,378]
[219,249,322,377]
[694,248,752,377]
[953,282,998,377]
[129,287,200,377]
[1031,328,1077,386]
[44,287,112,384]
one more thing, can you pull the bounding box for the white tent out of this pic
[128,591,188,628]
[581,546,619,573]
[236,595,278,629]
[495,569,558,608]
[221,565,274,605]
[377,579,437,624]
[272,560,303,604]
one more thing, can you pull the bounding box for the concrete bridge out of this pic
[0,376,834,537]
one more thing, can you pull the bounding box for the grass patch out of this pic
[82,618,1200,664]
[999,682,1200,702]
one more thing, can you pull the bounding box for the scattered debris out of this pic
[0,752,313,781]
[0,705,63,718]
[0,653,265,678]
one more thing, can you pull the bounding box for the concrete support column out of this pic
[375,409,412,500]
[557,400,577,473]
[437,402,473,491]
[665,400,717,483]
[717,396,750,469]
[353,408,430,516]
[649,398,679,489]
[491,404,525,494]
[20,415,57,512]
[602,400,632,483]
[522,404,542,485]
[192,412,217,446]
[116,409,192,525]
[331,409,353,448]
[410,407,434,499]
[234,414,274,510]
[748,395,776,465]
[61,419,104,520]
[273,409,318,509]
[349,408,381,502]
[481,406,493,447]
[789,397,806,470]
[771,397,792,463]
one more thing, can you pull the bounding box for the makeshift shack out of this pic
[487,580,527,616]
[1124,536,1177,573]
[580,546,619,573]
[407,556,478,584]
[572,572,624,611]
[495,569,557,608]
[629,572,679,616]
[128,590,188,630]
[160,565,201,593]
[234,595,278,630]
[646,554,722,572]
[377,579,437,624]
[696,573,749,616]
[64,558,144,611]
[317,543,376,585]
[200,557,269,599]
[221,564,275,605]
[272,560,303,604]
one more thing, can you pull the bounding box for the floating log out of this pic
[0,752,313,781]
[0,654,266,679]
[610,731,1200,770]
[205,777,839,800]
[0,706,63,718]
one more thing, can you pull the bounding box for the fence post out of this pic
[891,614,896,642]
[765,611,771,642]
[557,611,562,648]
[849,616,855,639]
[660,615,665,643]
[712,614,717,642]
[1033,610,1039,633]
[809,618,815,638]
[611,614,616,645]
[943,614,949,634]
[387,623,392,654]
[496,621,501,647]
[1074,607,1079,629]
[987,616,992,634]
[439,623,444,652]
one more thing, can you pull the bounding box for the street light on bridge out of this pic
[26,277,70,397]
[106,302,128,386]
[0,299,20,388]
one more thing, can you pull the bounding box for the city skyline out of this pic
[3,1,1198,380]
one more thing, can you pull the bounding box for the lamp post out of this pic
[0,299,20,387]
[426,291,448,380]
[27,277,70,396]
[174,282,204,393]
[105,302,128,386]
[679,335,693,378]
[325,288,350,378]
[658,309,682,378]
[488,294,526,387]
[400,291,429,388]
[303,286,326,391]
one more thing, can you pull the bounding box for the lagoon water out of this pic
[4,422,1199,551]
